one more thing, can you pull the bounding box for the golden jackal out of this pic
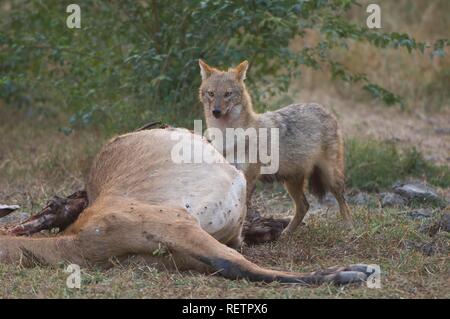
[198,60,353,234]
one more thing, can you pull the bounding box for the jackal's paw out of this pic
[279,228,293,239]
[279,221,306,238]
[329,264,376,285]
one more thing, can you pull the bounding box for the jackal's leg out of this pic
[318,162,354,228]
[332,191,353,228]
[329,173,353,228]
[244,165,261,222]
[282,176,309,235]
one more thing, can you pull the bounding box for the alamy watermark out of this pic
[366,264,382,289]
[65,263,81,289]
[66,4,81,29]
[170,120,280,175]
[65,3,381,30]
[366,4,381,29]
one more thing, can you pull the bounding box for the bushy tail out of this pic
[309,166,327,200]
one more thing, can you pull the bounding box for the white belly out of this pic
[184,172,246,240]
[172,131,247,243]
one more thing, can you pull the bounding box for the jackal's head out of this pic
[198,60,249,119]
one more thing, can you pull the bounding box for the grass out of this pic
[345,138,450,191]
[0,111,449,298]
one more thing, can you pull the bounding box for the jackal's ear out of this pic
[234,60,249,81]
[199,59,215,80]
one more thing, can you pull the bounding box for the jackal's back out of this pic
[259,103,343,178]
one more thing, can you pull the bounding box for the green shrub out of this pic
[1,0,444,133]
[345,138,450,191]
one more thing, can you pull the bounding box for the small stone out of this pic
[420,242,435,256]
[319,193,338,207]
[380,192,406,207]
[0,211,30,225]
[348,192,371,206]
[438,212,450,232]
[393,182,440,203]
[407,208,433,219]
[403,240,436,256]
[420,212,450,236]
[418,222,432,234]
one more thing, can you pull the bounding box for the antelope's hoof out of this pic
[332,264,376,286]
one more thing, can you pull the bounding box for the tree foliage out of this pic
[0,0,447,132]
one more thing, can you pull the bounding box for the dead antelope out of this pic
[0,128,372,285]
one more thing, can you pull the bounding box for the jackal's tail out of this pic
[309,166,327,200]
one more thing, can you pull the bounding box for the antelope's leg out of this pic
[1,199,373,285]
[69,200,373,285]
[6,190,88,236]
[0,235,82,266]
[143,207,371,285]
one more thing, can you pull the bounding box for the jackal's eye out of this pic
[207,91,214,97]
[224,91,232,97]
